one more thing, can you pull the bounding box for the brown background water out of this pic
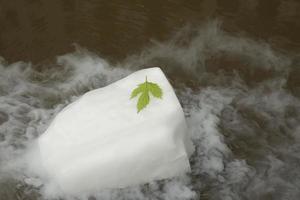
[0,0,300,63]
[0,1,300,200]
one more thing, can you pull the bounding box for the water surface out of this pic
[0,1,300,200]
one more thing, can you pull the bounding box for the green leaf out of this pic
[130,76,163,113]
[137,92,150,112]
[148,82,163,99]
[130,84,145,99]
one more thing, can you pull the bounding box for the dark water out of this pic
[0,0,300,200]
[1,0,300,63]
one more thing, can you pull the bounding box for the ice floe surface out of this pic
[38,67,193,194]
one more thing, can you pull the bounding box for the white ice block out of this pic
[38,67,193,194]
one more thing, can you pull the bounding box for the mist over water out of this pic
[0,20,300,200]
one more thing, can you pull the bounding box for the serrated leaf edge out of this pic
[130,76,163,113]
